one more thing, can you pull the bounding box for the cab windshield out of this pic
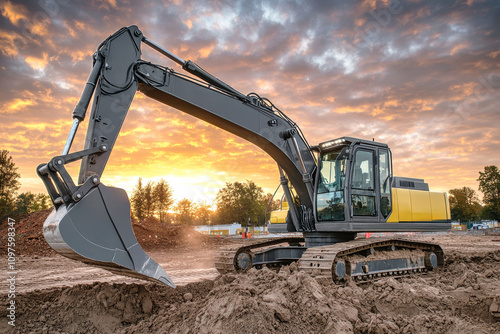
[316,150,346,221]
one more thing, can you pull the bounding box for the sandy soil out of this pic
[0,249,220,293]
[0,234,498,333]
[1,211,499,333]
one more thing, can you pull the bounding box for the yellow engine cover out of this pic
[387,188,450,223]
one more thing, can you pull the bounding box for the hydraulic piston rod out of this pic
[62,54,103,155]
[62,119,80,155]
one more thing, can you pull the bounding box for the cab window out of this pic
[316,151,345,221]
[352,149,374,190]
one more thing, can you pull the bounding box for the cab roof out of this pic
[312,136,389,152]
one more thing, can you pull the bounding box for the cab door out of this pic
[349,146,392,222]
[350,147,378,220]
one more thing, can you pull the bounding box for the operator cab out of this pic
[314,137,392,224]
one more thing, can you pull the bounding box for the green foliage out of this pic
[215,180,270,226]
[449,186,481,222]
[143,181,155,218]
[154,179,174,223]
[194,201,213,226]
[14,192,51,217]
[175,198,195,225]
[131,178,174,222]
[0,150,21,220]
[478,165,500,220]
[131,178,146,220]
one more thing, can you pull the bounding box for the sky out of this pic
[1,0,499,205]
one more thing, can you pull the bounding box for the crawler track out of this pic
[215,237,444,284]
[214,237,304,274]
[298,237,444,283]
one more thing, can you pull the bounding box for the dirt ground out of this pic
[1,212,500,333]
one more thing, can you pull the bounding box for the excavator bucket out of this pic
[43,184,175,287]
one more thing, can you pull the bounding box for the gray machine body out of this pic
[37,26,450,286]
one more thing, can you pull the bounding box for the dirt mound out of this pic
[0,210,227,257]
[0,209,55,257]
[125,250,500,334]
[2,246,499,334]
[0,281,215,334]
[132,217,228,251]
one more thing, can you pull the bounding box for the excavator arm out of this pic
[80,26,316,220]
[37,26,318,286]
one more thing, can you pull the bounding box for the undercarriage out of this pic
[214,235,444,284]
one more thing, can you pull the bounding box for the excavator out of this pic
[37,26,451,288]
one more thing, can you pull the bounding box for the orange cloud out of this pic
[1,98,36,113]
[198,45,215,58]
[334,105,369,114]
[24,52,48,71]
[450,43,469,55]
[0,29,21,57]
[0,1,29,26]
[183,19,193,29]
[487,50,500,59]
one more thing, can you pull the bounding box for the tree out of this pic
[480,205,497,221]
[131,178,146,220]
[14,192,51,217]
[0,150,21,221]
[143,181,156,218]
[449,187,481,222]
[154,179,174,223]
[194,201,213,225]
[478,165,500,220]
[215,180,267,226]
[175,198,195,225]
[35,193,51,211]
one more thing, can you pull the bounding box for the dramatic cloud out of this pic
[1,0,499,204]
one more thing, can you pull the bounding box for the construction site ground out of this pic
[1,210,499,333]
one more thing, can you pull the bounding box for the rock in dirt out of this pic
[183,292,193,301]
[491,298,500,319]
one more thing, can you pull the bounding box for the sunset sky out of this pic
[1,0,499,205]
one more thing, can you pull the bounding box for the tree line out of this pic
[130,178,279,226]
[0,150,51,222]
[6,149,497,226]
[449,165,500,222]
[0,150,279,226]
[131,178,174,223]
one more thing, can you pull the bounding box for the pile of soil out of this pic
[0,210,226,257]
[2,212,499,333]
[2,246,499,333]
[0,209,55,257]
[132,217,228,251]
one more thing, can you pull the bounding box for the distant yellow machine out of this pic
[270,198,289,225]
